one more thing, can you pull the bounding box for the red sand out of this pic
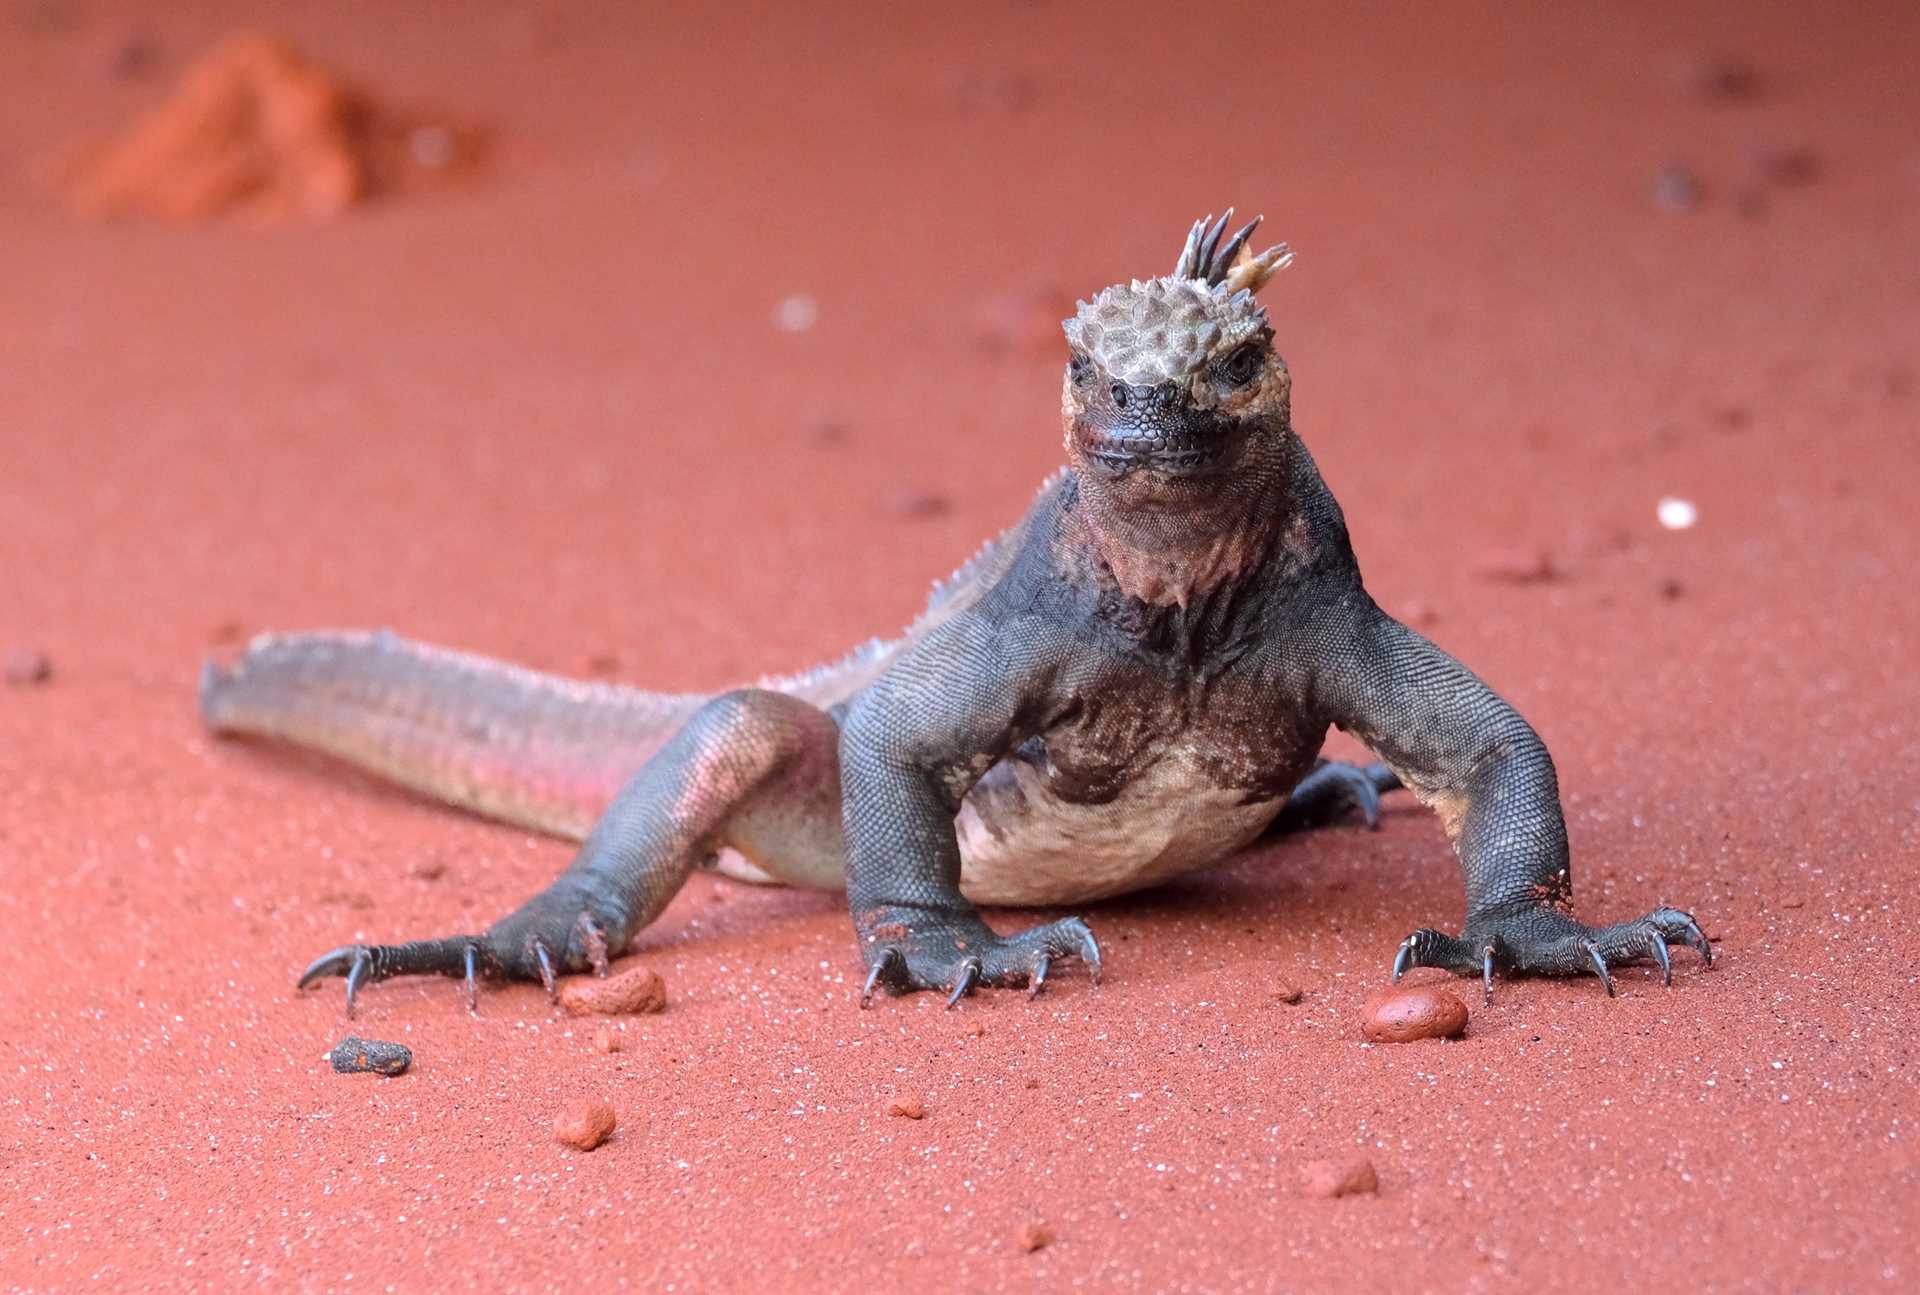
[3,2,1916,1290]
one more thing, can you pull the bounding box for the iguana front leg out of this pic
[838,617,1100,1007]
[1320,601,1712,1001]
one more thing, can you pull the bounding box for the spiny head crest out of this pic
[1061,208,1293,386]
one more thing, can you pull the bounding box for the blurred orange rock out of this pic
[1299,1156,1379,1199]
[65,32,480,224]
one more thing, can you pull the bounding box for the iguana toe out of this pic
[856,912,1099,1007]
[296,935,486,1017]
[1391,904,1713,1002]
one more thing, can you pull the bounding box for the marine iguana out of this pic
[200,210,1711,1015]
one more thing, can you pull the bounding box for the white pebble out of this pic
[409,126,455,169]
[1656,497,1698,530]
[772,294,818,332]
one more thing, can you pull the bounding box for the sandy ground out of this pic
[2,1,1917,1290]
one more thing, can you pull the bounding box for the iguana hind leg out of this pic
[1265,758,1403,835]
[298,688,845,1016]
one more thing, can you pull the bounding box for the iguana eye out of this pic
[1220,346,1262,387]
[1068,352,1091,384]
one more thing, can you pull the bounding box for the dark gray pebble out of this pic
[328,1035,412,1076]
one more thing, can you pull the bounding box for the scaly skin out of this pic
[203,209,1711,1016]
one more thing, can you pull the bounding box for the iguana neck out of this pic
[1066,453,1302,611]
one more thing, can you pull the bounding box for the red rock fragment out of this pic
[880,489,952,519]
[886,1095,926,1120]
[1015,1221,1055,1253]
[580,652,622,677]
[1469,546,1556,584]
[553,1099,616,1151]
[558,965,667,1017]
[1676,57,1765,103]
[64,32,484,225]
[1300,1157,1379,1199]
[1361,985,1470,1043]
[591,1026,622,1054]
[1753,146,1822,188]
[1271,979,1304,1005]
[3,648,53,687]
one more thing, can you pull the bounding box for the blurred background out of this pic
[1,3,1916,1289]
[3,0,1911,693]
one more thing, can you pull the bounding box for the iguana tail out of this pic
[198,474,1056,841]
[199,630,892,840]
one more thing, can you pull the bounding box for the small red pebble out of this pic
[1015,1221,1055,1253]
[886,1096,926,1120]
[1271,979,1304,1004]
[591,1026,622,1054]
[1469,546,1555,584]
[3,648,53,687]
[553,1099,617,1150]
[1361,985,1470,1043]
[879,489,952,519]
[558,965,667,1016]
[1300,1157,1379,1199]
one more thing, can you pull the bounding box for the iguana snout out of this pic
[1074,375,1236,477]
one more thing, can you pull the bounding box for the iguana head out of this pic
[1060,211,1293,495]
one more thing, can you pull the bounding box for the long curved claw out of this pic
[297,946,359,991]
[1584,941,1617,997]
[860,947,900,1009]
[463,943,479,1014]
[1677,913,1714,967]
[531,940,557,1001]
[1648,933,1673,987]
[1481,944,1496,1006]
[577,914,611,978]
[1392,937,1414,983]
[1352,777,1383,831]
[343,948,373,1018]
[946,959,981,1009]
[1028,954,1051,1000]
[1080,930,1103,987]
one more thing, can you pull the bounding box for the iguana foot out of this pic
[857,909,1101,1008]
[298,879,628,1016]
[1391,904,1712,1005]
[1269,760,1402,834]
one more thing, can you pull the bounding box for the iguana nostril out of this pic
[1111,384,1130,408]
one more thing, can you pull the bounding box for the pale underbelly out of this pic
[951,749,1287,906]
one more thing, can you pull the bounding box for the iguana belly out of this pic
[951,746,1287,906]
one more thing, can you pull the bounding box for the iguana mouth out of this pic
[1082,436,1226,476]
